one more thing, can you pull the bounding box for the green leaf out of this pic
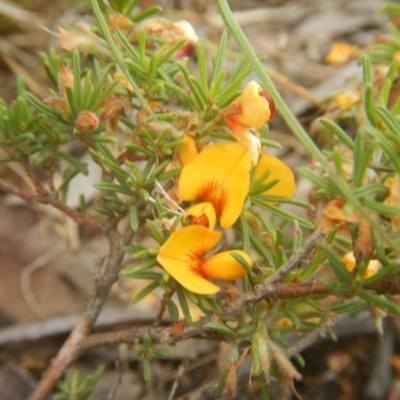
[362,55,376,126]
[250,232,274,264]
[358,289,400,313]
[131,280,160,304]
[93,181,134,195]
[318,118,355,150]
[206,321,235,337]
[58,151,89,175]
[363,262,399,285]
[175,283,192,325]
[124,271,162,280]
[153,347,170,358]
[130,5,161,22]
[167,298,179,322]
[142,357,151,381]
[230,251,252,273]
[329,299,366,314]
[92,204,115,217]
[25,92,66,122]
[236,324,257,337]
[128,205,140,232]
[123,142,155,158]
[319,245,353,282]
[376,106,400,145]
[146,219,165,245]
[378,61,399,107]
[196,42,209,98]
[363,199,400,218]
[211,31,227,85]
[251,197,314,228]
[239,212,250,253]
[283,309,302,328]
[121,258,158,275]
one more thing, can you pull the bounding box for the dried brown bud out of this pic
[57,24,111,57]
[98,98,124,121]
[108,13,133,31]
[139,18,198,58]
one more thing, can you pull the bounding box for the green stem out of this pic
[214,0,400,256]
[91,0,154,117]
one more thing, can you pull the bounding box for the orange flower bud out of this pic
[76,111,99,133]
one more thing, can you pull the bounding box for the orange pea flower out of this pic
[179,142,252,228]
[225,81,275,163]
[157,225,251,294]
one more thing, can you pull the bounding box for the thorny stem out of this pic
[0,178,102,233]
[27,224,134,400]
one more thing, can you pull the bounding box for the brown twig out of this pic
[0,178,102,233]
[154,289,175,327]
[27,225,134,400]
[82,281,332,351]
[264,227,325,286]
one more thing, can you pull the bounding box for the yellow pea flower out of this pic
[157,225,251,294]
[178,142,252,228]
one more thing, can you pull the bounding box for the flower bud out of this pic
[76,111,99,132]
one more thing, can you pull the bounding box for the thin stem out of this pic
[27,224,134,400]
[0,178,102,233]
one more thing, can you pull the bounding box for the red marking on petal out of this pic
[260,89,275,120]
[188,214,209,227]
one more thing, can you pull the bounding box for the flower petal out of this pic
[184,202,217,231]
[231,81,272,129]
[157,225,222,294]
[178,134,198,166]
[254,153,296,198]
[226,119,260,165]
[179,142,252,228]
[160,257,221,294]
[200,250,251,280]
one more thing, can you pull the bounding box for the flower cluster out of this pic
[157,82,296,295]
